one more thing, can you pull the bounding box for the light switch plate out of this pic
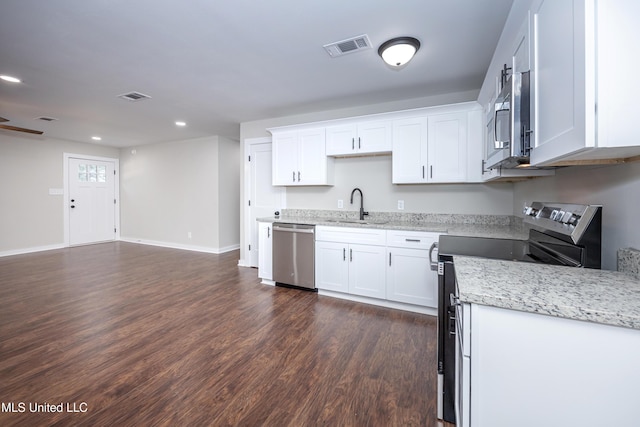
[397,200,405,210]
[338,199,343,209]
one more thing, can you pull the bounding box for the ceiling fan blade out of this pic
[0,124,44,135]
[0,116,9,123]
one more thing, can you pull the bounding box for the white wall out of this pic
[0,133,119,254]
[285,155,513,214]
[120,135,240,252]
[513,162,640,270]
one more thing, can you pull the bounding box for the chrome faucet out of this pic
[350,187,369,221]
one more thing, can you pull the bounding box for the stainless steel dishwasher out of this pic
[272,223,315,290]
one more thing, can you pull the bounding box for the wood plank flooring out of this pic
[0,242,451,426]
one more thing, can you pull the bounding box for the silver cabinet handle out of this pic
[352,137,355,150]
[343,247,346,261]
[358,137,361,149]
[422,165,425,179]
[429,242,438,271]
[292,171,295,182]
[267,227,270,238]
[350,248,352,262]
[430,165,433,178]
[389,252,392,266]
[298,171,301,181]
[406,238,421,243]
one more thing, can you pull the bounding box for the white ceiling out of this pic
[0,0,514,147]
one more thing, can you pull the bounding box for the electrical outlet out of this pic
[338,199,343,209]
[397,200,405,210]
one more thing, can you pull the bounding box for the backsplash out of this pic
[618,248,640,279]
[281,209,522,227]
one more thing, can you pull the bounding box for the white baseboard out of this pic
[0,243,66,258]
[119,237,239,254]
[317,289,437,316]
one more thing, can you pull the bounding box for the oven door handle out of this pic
[429,242,438,271]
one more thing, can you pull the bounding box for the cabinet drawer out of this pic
[316,226,386,246]
[386,230,441,249]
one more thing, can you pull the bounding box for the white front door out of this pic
[246,139,285,267]
[68,157,116,246]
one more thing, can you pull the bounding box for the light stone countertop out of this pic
[454,256,640,330]
[257,215,529,241]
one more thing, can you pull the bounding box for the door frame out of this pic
[240,137,286,267]
[63,153,120,247]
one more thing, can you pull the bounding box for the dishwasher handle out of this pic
[272,225,315,234]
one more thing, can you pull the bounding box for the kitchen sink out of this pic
[324,219,389,225]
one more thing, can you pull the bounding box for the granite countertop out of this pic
[257,214,529,240]
[454,256,640,330]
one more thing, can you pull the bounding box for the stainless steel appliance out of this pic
[272,223,315,290]
[436,202,602,424]
[485,70,531,170]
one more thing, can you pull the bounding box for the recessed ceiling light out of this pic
[91,136,102,141]
[175,121,186,127]
[0,75,21,83]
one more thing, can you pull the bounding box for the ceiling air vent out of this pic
[117,91,152,102]
[323,34,372,58]
[36,116,58,122]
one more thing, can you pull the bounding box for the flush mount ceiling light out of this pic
[91,136,102,141]
[0,75,22,83]
[175,121,186,127]
[378,37,420,68]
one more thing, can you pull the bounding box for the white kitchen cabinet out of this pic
[271,127,334,186]
[428,112,468,182]
[392,116,428,183]
[530,0,640,166]
[315,240,349,293]
[460,303,640,427]
[257,221,273,282]
[326,120,392,156]
[392,106,476,184]
[315,226,386,299]
[386,230,440,308]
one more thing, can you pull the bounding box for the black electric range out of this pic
[436,202,602,424]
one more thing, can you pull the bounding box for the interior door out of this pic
[68,157,116,245]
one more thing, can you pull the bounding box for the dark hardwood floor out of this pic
[0,242,451,426]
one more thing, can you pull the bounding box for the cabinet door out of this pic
[348,244,387,299]
[357,120,392,154]
[428,112,467,182]
[512,12,530,73]
[315,241,349,293]
[257,222,273,280]
[387,247,437,307]
[326,124,357,155]
[392,117,428,183]
[297,128,328,184]
[272,131,299,185]
[530,0,591,165]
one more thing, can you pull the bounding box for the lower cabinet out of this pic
[315,228,387,299]
[315,226,440,308]
[460,303,640,426]
[257,221,273,282]
[386,246,437,308]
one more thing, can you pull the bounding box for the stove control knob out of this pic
[555,210,566,222]
[567,214,580,226]
[523,206,537,216]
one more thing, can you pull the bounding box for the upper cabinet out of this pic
[271,127,334,186]
[392,104,482,184]
[530,0,640,166]
[326,120,392,156]
[269,101,484,186]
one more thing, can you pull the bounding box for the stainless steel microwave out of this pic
[485,71,531,169]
